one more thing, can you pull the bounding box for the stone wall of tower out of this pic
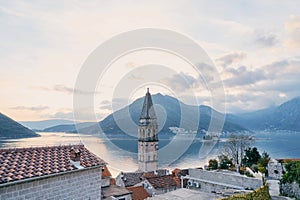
[138,141,158,172]
[138,124,158,172]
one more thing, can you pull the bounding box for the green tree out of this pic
[258,151,270,167]
[281,161,300,187]
[242,147,261,167]
[257,151,270,175]
[219,155,233,169]
[208,159,218,170]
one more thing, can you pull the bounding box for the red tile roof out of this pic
[121,169,168,187]
[0,144,105,184]
[146,175,178,189]
[142,172,158,178]
[127,186,150,200]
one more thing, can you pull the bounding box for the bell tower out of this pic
[138,88,158,172]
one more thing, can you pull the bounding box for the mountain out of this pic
[42,122,95,132]
[228,97,300,131]
[76,93,247,136]
[0,113,39,139]
[19,119,74,130]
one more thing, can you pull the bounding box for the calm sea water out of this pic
[1,131,299,177]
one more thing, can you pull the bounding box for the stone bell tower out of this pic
[138,88,158,172]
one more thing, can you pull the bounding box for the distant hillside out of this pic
[19,119,74,130]
[0,113,39,139]
[77,93,247,136]
[42,122,95,132]
[228,97,300,131]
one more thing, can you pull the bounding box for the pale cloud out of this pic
[223,66,266,87]
[221,57,300,112]
[215,52,247,68]
[254,31,278,47]
[285,15,300,48]
[33,85,99,95]
[10,106,49,111]
[160,72,201,92]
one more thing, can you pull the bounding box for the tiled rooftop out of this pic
[122,172,144,187]
[147,175,179,189]
[121,169,168,187]
[0,144,105,185]
[127,186,150,200]
[102,185,132,198]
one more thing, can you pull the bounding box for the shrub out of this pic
[245,170,254,178]
[208,159,218,170]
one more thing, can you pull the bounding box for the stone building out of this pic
[115,169,168,188]
[138,88,158,172]
[102,185,132,200]
[101,165,133,199]
[187,168,263,192]
[140,175,180,196]
[115,169,180,198]
[267,159,284,180]
[0,144,104,200]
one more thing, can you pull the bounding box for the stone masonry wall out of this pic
[189,168,263,191]
[280,182,300,200]
[0,167,102,200]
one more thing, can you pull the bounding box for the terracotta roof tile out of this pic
[121,172,144,187]
[127,186,150,200]
[0,144,105,185]
[146,175,178,189]
[121,169,168,187]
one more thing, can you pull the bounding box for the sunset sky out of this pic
[1,0,300,121]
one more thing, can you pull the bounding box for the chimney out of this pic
[70,147,81,162]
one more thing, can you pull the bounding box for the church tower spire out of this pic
[138,88,158,172]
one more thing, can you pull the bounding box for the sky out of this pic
[0,0,300,121]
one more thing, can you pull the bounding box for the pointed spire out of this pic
[140,88,156,120]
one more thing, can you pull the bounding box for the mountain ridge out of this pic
[64,93,248,135]
[0,113,39,139]
[29,95,300,134]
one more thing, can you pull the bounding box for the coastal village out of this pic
[0,89,299,199]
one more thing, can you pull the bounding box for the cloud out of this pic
[254,31,278,47]
[33,84,99,95]
[50,111,74,120]
[99,100,111,110]
[221,57,300,112]
[161,72,200,91]
[215,52,247,68]
[10,106,49,111]
[47,110,104,121]
[285,15,300,48]
[223,66,266,87]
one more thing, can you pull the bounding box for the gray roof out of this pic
[140,88,156,120]
[122,172,144,187]
[121,169,169,187]
[102,185,132,198]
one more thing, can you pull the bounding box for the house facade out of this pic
[0,144,104,200]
